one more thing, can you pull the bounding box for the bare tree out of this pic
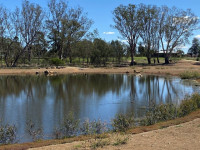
[159,6,199,64]
[3,0,45,67]
[112,4,140,66]
[20,0,45,62]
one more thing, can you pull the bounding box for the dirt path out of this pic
[0,59,200,76]
[30,118,200,150]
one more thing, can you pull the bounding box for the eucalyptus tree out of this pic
[46,0,67,59]
[61,7,93,63]
[112,4,140,66]
[19,0,45,62]
[3,0,45,67]
[159,6,199,64]
[47,0,92,62]
[137,4,160,64]
[0,6,9,66]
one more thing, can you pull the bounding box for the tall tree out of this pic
[159,6,199,64]
[46,0,67,59]
[47,0,92,62]
[20,0,45,62]
[61,7,93,63]
[112,4,140,66]
[138,4,160,64]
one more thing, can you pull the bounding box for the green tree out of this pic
[91,38,109,66]
[138,4,160,64]
[110,40,125,64]
[188,38,200,56]
[112,4,140,66]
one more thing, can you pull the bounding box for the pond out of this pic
[0,74,199,143]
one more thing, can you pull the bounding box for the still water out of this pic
[0,74,199,142]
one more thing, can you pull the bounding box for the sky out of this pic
[1,0,200,53]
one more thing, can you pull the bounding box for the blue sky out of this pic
[1,0,200,52]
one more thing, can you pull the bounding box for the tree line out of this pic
[0,0,199,67]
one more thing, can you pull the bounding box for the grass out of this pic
[112,134,129,146]
[180,71,200,79]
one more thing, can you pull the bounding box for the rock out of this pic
[44,70,49,75]
[134,70,140,73]
[35,72,39,75]
[126,71,129,74]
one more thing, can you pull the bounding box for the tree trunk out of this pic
[165,55,170,64]
[28,47,31,62]
[147,57,151,64]
[157,54,160,63]
[130,44,136,66]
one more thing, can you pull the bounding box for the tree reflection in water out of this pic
[0,74,198,142]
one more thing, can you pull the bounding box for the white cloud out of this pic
[117,39,128,43]
[195,35,200,39]
[177,45,189,49]
[103,32,115,35]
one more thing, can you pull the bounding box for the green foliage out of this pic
[49,58,65,66]
[0,122,17,145]
[141,93,200,126]
[54,112,80,139]
[188,38,200,56]
[112,113,134,132]
[178,93,200,117]
[80,119,107,135]
[180,71,200,79]
[140,104,178,126]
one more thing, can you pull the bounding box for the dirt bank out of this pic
[0,60,199,76]
[29,118,200,150]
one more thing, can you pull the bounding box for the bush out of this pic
[112,113,134,132]
[54,112,79,139]
[50,58,65,66]
[0,122,17,145]
[178,95,199,117]
[80,119,107,135]
[26,120,43,142]
[140,104,178,126]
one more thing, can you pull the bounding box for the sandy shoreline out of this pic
[0,60,199,76]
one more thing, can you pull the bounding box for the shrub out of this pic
[178,97,198,117]
[112,113,134,132]
[54,112,80,139]
[0,122,17,145]
[50,58,65,66]
[80,119,107,135]
[140,104,178,126]
[26,120,43,141]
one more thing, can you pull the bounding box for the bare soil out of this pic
[29,118,200,150]
[0,59,199,76]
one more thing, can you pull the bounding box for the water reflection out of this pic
[0,74,198,142]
